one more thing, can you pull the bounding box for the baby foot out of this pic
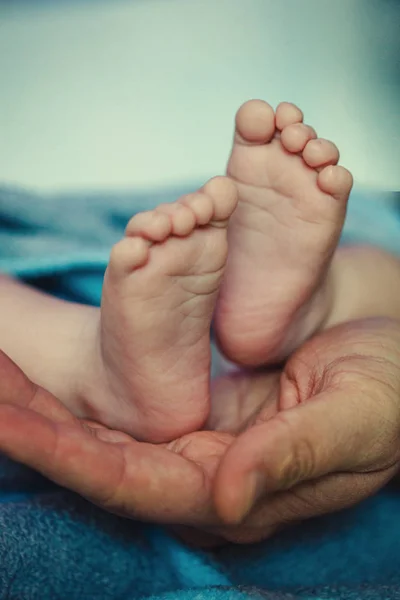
[214,100,353,366]
[88,177,237,443]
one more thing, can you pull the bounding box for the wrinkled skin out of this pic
[0,317,400,545]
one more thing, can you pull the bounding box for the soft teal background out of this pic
[0,0,399,192]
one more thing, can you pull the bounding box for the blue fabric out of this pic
[0,184,400,600]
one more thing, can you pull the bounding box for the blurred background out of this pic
[0,0,399,193]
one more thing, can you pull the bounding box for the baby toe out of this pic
[318,165,353,202]
[303,139,340,169]
[281,123,317,153]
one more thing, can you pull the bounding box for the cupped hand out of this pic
[210,317,400,543]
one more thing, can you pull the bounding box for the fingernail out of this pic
[235,470,265,523]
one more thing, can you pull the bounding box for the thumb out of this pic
[211,467,397,546]
[214,387,400,525]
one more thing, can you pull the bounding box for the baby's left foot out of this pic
[215,100,353,366]
[87,177,237,443]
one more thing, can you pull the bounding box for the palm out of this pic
[0,350,231,526]
[0,350,281,530]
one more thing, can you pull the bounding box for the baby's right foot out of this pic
[215,100,353,366]
[84,177,237,443]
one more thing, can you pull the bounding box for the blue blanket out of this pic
[1,184,400,600]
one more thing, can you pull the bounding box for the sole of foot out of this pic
[214,99,353,366]
[89,176,238,443]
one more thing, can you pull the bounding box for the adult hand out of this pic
[210,317,400,543]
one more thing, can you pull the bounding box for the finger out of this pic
[0,403,220,526]
[213,466,397,545]
[214,388,399,524]
[0,403,130,504]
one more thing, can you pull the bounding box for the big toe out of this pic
[234,100,275,145]
[108,237,149,278]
